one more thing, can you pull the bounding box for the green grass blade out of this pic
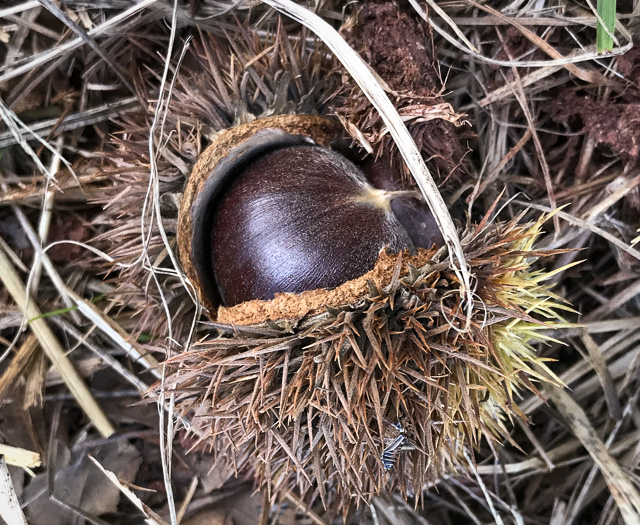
[596,0,616,53]
[27,295,104,323]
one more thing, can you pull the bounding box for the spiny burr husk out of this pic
[164,211,572,510]
[93,17,572,516]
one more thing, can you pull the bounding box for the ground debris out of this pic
[0,1,639,523]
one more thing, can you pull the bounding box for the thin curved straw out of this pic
[260,0,475,324]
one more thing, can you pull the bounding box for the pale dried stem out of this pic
[548,385,640,523]
[513,200,640,262]
[261,0,474,325]
[411,0,632,70]
[0,456,28,525]
[0,244,115,437]
[0,2,40,18]
[89,455,168,525]
[0,334,38,401]
[0,444,41,469]
[496,32,559,234]
[0,0,158,83]
[13,206,76,314]
[521,329,640,415]
[64,287,162,379]
[176,475,198,525]
[579,332,622,421]
[584,172,640,223]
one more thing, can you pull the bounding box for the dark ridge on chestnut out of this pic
[210,145,417,306]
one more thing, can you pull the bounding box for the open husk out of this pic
[93,22,572,515]
[177,114,340,315]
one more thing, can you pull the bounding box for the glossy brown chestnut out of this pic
[180,115,443,314]
[211,145,415,306]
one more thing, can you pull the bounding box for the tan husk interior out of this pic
[178,114,341,315]
[217,247,437,325]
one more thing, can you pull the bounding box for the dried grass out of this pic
[0,1,639,524]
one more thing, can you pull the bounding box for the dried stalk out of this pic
[260,0,475,324]
[0,245,115,437]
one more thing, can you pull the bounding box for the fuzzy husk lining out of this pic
[218,247,437,324]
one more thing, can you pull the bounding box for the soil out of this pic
[549,91,640,165]
[545,46,640,168]
[341,0,470,182]
[616,44,640,102]
[351,2,440,92]
[44,213,91,264]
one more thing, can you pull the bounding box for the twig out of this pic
[13,206,76,315]
[0,99,66,185]
[32,137,63,295]
[423,0,479,52]
[176,476,198,524]
[0,334,39,401]
[512,200,640,262]
[143,3,187,524]
[54,318,151,393]
[0,0,158,83]
[579,332,622,420]
[411,0,631,70]
[37,0,139,98]
[89,456,168,525]
[0,444,41,469]
[463,450,505,525]
[0,96,139,149]
[584,172,640,222]
[496,30,559,234]
[0,1,40,18]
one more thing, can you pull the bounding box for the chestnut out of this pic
[361,158,444,251]
[178,115,441,314]
[211,145,414,306]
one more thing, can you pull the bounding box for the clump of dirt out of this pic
[545,47,640,168]
[46,214,91,264]
[337,0,470,183]
[616,45,640,102]
[0,211,91,265]
[352,2,440,92]
[549,91,640,164]
[492,27,530,66]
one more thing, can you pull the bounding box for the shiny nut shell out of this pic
[178,115,340,316]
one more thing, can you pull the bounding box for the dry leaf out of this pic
[183,488,260,525]
[23,441,141,524]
